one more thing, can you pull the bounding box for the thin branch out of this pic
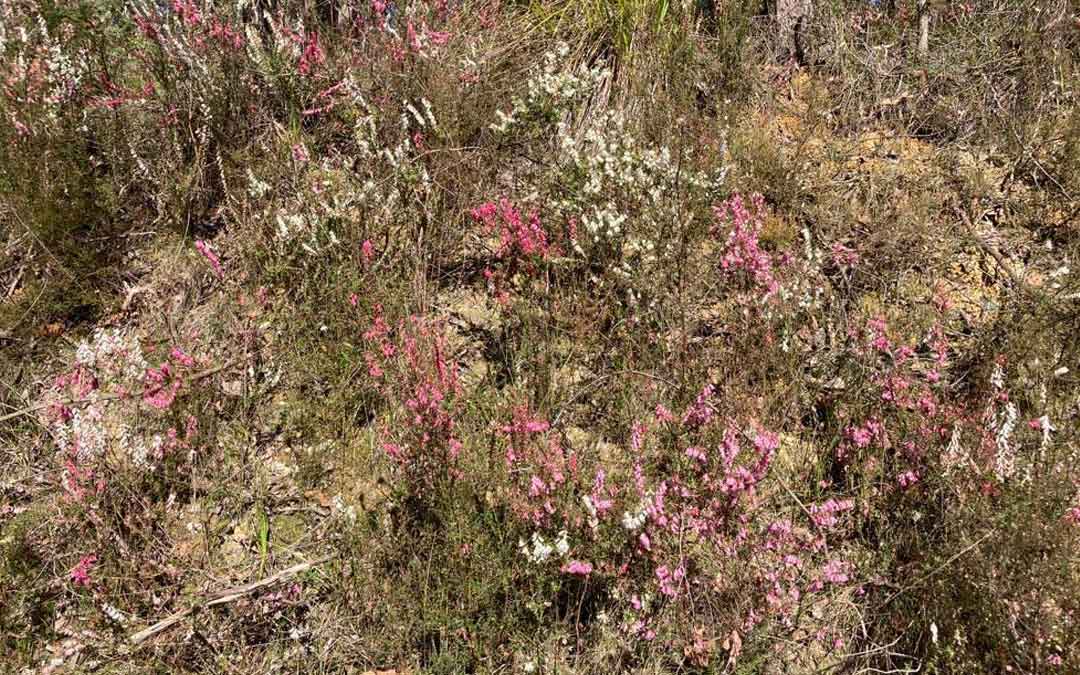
[875,532,993,609]
[129,555,332,645]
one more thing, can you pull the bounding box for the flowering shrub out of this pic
[362,308,463,492]
[481,388,861,655]
[551,112,726,296]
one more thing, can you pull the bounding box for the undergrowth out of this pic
[1,0,1079,673]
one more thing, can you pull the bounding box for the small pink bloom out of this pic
[682,385,714,428]
[685,446,707,464]
[406,21,421,51]
[70,554,97,587]
[897,470,919,489]
[630,421,647,452]
[298,32,324,76]
[821,559,850,585]
[1064,506,1080,525]
[170,346,195,368]
[561,560,593,576]
[830,242,860,268]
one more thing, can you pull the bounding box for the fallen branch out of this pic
[129,555,332,645]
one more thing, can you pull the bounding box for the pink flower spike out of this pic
[194,240,223,277]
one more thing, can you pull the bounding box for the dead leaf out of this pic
[723,629,742,669]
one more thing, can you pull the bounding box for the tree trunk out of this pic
[776,0,812,64]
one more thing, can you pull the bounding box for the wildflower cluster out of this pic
[363,308,463,489]
[490,43,608,134]
[487,388,858,648]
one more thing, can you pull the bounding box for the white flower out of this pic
[519,532,554,563]
[621,501,648,531]
[554,530,569,557]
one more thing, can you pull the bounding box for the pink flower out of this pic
[830,242,860,268]
[426,28,451,46]
[715,193,780,298]
[682,384,714,428]
[406,21,422,51]
[171,0,201,25]
[298,32,324,77]
[1064,506,1080,525]
[469,199,553,261]
[194,240,223,277]
[821,559,850,585]
[656,563,686,597]
[809,498,854,529]
[686,446,707,464]
[383,442,405,461]
[291,143,309,164]
[561,560,593,576]
[70,554,97,587]
[846,425,873,448]
[170,346,195,368]
[897,470,919,489]
[630,420,647,452]
[144,363,181,409]
[361,239,375,264]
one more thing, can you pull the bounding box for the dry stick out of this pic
[0,353,254,425]
[953,205,1041,300]
[551,369,677,428]
[129,555,333,645]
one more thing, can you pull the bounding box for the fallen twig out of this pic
[129,555,333,645]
